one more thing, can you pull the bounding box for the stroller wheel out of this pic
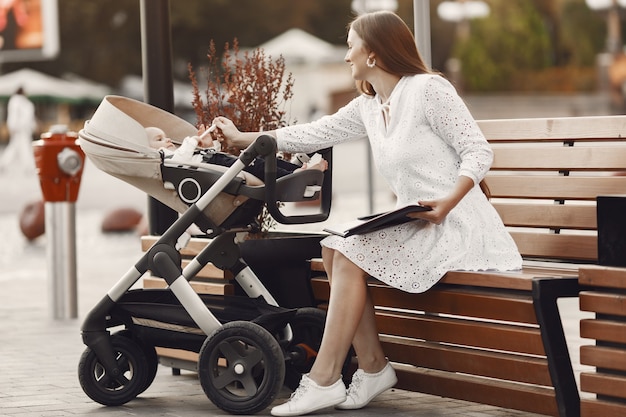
[282,307,355,391]
[198,321,285,415]
[116,329,159,394]
[282,307,326,390]
[78,333,150,406]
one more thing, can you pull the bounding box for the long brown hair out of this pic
[349,11,431,96]
[349,11,491,198]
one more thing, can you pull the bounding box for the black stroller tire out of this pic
[116,329,159,394]
[78,333,150,406]
[282,307,355,391]
[282,307,326,390]
[198,321,285,415]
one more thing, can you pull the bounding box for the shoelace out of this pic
[289,378,311,401]
[346,371,365,397]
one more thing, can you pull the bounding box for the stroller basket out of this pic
[110,289,298,353]
[78,95,332,231]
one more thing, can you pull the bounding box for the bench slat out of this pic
[581,398,626,417]
[580,345,626,372]
[478,115,626,141]
[492,146,626,171]
[375,310,545,355]
[181,260,226,279]
[368,283,537,323]
[156,347,198,364]
[581,372,626,401]
[310,264,578,293]
[394,363,559,416]
[580,292,626,317]
[380,335,552,385]
[142,236,212,258]
[142,276,234,295]
[580,319,626,344]
[438,268,578,289]
[486,175,626,200]
[510,231,597,261]
[579,265,626,289]
[493,203,596,230]
[142,236,218,257]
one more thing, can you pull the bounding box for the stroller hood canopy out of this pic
[80,95,197,178]
[78,95,202,215]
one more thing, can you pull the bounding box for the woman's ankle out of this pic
[357,356,389,374]
[308,369,342,387]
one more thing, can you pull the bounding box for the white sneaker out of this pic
[271,374,346,416]
[335,361,397,410]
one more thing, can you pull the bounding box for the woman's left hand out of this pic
[407,198,454,225]
[408,176,476,225]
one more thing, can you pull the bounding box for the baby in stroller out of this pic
[145,125,328,185]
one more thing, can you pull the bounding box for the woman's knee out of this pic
[321,247,335,278]
[321,246,334,261]
[325,249,368,283]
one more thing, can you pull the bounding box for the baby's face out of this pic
[147,127,175,150]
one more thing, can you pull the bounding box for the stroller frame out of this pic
[76,96,335,415]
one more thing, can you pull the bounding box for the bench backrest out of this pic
[478,116,626,263]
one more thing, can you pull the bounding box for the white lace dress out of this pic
[276,74,522,293]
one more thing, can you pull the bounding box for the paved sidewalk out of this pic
[0,244,549,417]
[0,137,590,416]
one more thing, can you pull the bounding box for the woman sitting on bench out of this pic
[213,11,522,417]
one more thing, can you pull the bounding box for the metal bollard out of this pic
[33,125,85,319]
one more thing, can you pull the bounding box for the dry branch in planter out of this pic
[188,38,295,156]
[188,38,296,234]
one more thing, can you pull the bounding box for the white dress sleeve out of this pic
[275,96,369,153]
[422,76,493,184]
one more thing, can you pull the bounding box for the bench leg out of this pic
[532,277,580,417]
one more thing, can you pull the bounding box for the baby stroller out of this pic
[77,96,336,414]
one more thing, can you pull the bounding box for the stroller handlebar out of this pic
[243,134,332,225]
[240,134,278,163]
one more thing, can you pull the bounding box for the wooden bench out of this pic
[308,115,626,417]
[579,265,626,417]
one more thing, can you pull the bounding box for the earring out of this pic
[366,57,376,68]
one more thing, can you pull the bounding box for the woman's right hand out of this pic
[212,117,248,150]
[212,116,275,151]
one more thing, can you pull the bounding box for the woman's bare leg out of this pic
[308,248,385,385]
[350,290,387,373]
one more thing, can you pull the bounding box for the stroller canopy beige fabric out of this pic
[80,95,197,177]
[79,95,201,214]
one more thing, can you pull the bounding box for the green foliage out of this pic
[560,0,606,66]
[455,0,552,91]
[1,0,612,94]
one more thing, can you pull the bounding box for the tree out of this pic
[0,0,610,93]
[453,0,552,91]
[3,0,356,87]
[451,0,604,92]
